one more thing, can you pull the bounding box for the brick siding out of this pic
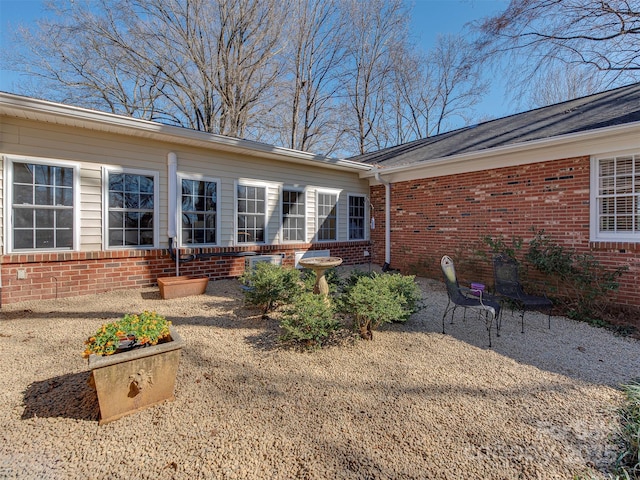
[370,156,640,308]
[1,242,370,305]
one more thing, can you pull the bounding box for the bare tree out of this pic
[341,0,410,154]
[474,0,640,98]
[7,0,495,155]
[14,0,288,138]
[528,65,602,107]
[278,0,348,153]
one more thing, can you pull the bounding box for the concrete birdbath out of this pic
[298,256,343,297]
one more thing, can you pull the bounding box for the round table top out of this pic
[298,256,343,269]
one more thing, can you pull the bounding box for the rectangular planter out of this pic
[157,275,209,299]
[88,327,185,425]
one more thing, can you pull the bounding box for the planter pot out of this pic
[157,275,209,299]
[88,327,184,425]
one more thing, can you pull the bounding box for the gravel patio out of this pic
[0,267,639,479]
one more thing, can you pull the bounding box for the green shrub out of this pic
[342,273,416,340]
[240,262,302,315]
[279,292,341,349]
[616,380,640,479]
[483,230,627,323]
[526,230,627,321]
[377,273,422,321]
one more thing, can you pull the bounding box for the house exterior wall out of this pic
[0,115,370,305]
[369,155,640,308]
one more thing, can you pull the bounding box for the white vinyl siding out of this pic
[1,115,369,252]
[591,153,640,242]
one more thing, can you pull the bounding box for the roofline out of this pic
[361,120,640,184]
[0,92,371,173]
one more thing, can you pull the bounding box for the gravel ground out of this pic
[1,267,639,479]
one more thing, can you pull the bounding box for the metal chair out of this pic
[492,254,553,333]
[440,255,501,347]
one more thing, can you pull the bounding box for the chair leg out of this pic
[442,300,454,334]
[484,310,493,348]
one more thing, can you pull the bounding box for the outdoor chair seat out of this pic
[492,254,553,333]
[440,255,501,347]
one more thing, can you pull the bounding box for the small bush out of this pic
[343,273,416,340]
[526,230,627,321]
[377,273,422,321]
[616,380,640,479]
[240,262,302,315]
[279,292,341,349]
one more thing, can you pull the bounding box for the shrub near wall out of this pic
[0,241,371,305]
[370,156,640,309]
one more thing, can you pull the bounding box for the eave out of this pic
[0,92,371,173]
[361,121,640,184]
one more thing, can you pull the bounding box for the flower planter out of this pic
[157,275,209,299]
[88,327,184,425]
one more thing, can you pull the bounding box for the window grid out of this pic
[317,192,337,241]
[282,190,305,242]
[597,155,640,234]
[237,184,266,243]
[12,162,74,250]
[181,179,217,245]
[348,196,366,240]
[107,172,155,247]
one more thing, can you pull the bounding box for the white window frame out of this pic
[102,166,159,250]
[235,180,268,245]
[316,189,340,242]
[281,186,307,243]
[348,194,367,240]
[178,173,221,247]
[4,155,80,253]
[590,152,640,242]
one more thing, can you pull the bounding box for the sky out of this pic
[0,0,512,119]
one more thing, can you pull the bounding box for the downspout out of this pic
[374,171,391,270]
[167,152,179,276]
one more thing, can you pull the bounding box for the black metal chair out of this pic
[440,255,501,347]
[492,254,553,333]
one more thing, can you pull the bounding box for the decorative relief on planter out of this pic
[157,276,209,299]
[88,327,184,425]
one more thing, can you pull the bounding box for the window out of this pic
[106,169,158,248]
[237,183,266,243]
[9,159,76,251]
[282,189,306,242]
[592,154,640,241]
[348,195,366,240]
[180,176,219,246]
[317,191,338,241]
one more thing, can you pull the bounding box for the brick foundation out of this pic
[0,242,370,305]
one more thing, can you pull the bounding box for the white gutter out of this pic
[167,152,179,276]
[374,171,391,269]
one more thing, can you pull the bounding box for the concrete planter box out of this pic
[157,276,209,299]
[88,327,184,425]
